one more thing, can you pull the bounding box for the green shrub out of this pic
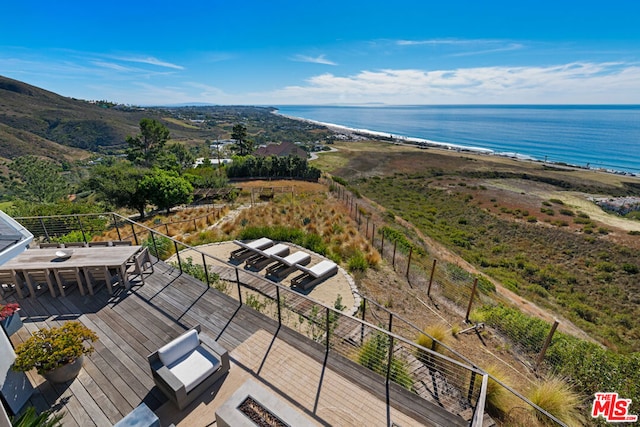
[559,208,575,216]
[144,235,173,260]
[347,251,369,272]
[549,198,564,205]
[11,406,63,427]
[357,332,413,390]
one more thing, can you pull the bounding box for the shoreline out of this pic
[274,110,639,177]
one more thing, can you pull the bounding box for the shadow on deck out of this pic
[7,260,467,427]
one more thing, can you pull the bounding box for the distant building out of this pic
[253,141,307,159]
[193,158,233,167]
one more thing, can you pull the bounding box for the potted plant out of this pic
[13,321,98,383]
[0,302,21,336]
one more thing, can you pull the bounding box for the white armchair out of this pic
[148,325,230,410]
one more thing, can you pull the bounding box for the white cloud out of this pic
[110,55,185,70]
[248,62,640,104]
[291,54,337,66]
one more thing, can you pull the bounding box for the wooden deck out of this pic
[7,260,467,427]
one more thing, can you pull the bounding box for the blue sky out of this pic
[2,1,640,105]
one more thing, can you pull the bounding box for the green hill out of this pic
[0,75,333,162]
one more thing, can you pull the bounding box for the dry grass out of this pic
[527,377,585,427]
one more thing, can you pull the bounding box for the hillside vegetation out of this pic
[0,75,332,161]
[318,141,640,352]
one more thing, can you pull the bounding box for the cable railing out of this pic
[14,211,567,426]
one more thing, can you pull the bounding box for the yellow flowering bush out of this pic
[13,321,98,374]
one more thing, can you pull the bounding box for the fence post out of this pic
[427,259,437,296]
[193,218,197,230]
[388,313,394,335]
[131,223,139,245]
[366,217,369,239]
[380,231,385,254]
[465,278,479,323]
[371,223,376,245]
[536,320,559,369]
[150,233,159,261]
[405,247,413,278]
[392,241,397,270]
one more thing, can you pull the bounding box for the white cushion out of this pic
[309,260,338,277]
[158,329,200,366]
[285,251,310,266]
[168,347,221,393]
[247,237,273,249]
[262,244,289,257]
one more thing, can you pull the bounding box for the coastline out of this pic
[274,109,638,177]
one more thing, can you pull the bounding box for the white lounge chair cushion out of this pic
[244,237,273,250]
[168,346,221,393]
[158,329,200,366]
[261,243,289,257]
[308,260,338,278]
[282,251,310,266]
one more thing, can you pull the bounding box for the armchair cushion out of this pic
[168,346,221,393]
[158,329,200,366]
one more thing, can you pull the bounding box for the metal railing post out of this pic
[361,298,366,344]
[173,241,182,273]
[150,232,159,260]
[276,286,282,326]
[235,268,243,305]
[131,223,139,245]
[325,307,330,352]
[77,215,87,243]
[112,214,122,240]
[386,335,395,384]
[201,253,210,286]
[40,218,50,242]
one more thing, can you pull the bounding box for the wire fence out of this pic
[12,210,568,426]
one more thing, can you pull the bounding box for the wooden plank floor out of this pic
[7,260,466,427]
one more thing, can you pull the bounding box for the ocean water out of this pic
[275,105,640,174]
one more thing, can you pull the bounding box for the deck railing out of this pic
[14,212,566,426]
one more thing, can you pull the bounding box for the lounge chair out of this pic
[244,243,290,271]
[229,237,274,261]
[148,325,230,410]
[291,260,339,291]
[266,251,311,279]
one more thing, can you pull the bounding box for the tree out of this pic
[165,142,196,171]
[231,124,254,156]
[126,118,170,167]
[86,163,150,218]
[8,156,69,203]
[139,169,193,214]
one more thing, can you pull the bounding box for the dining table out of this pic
[0,245,143,297]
